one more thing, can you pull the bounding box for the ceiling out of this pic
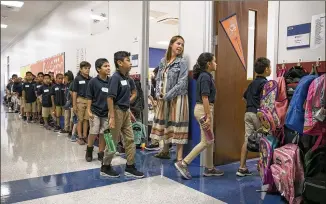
[1,1,61,52]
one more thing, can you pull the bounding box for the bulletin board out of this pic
[19,52,65,77]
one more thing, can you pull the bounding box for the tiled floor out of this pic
[1,106,284,204]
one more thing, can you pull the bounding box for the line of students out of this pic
[7,35,271,181]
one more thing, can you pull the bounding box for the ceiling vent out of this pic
[157,18,179,25]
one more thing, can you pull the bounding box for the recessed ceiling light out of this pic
[0,1,24,8]
[1,24,8,28]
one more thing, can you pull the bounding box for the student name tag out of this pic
[37,85,41,88]
[55,87,59,91]
[121,80,127,86]
[101,87,108,93]
[44,89,49,93]
[79,80,86,84]
[25,85,29,88]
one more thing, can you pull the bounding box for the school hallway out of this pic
[0,106,284,204]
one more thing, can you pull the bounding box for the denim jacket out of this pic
[155,57,188,101]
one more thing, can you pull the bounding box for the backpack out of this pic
[258,135,279,192]
[303,74,326,151]
[257,80,280,133]
[303,146,326,204]
[130,79,145,112]
[271,142,305,204]
[284,66,308,102]
[133,121,146,145]
[285,75,318,134]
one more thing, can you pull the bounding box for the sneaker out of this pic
[154,151,170,159]
[98,152,104,161]
[145,143,160,151]
[77,138,86,145]
[85,146,94,162]
[70,134,77,142]
[54,127,60,132]
[68,131,72,137]
[175,161,192,180]
[236,168,253,177]
[100,165,120,178]
[23,116,27,121]
[125,164,145,178]
[203,168,224,177]
[60,129,69,134]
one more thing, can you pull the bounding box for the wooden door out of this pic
[213,1,268,165]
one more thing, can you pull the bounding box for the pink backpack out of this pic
[304,74,326,151]
[271,142,304,204]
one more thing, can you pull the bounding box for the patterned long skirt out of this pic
[150,95,189,144]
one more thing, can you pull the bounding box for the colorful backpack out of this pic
[285,75,318,134]
[271,141,305,204]
[303,74,326,151]
[133,121,146,145]
[258,135,279,192]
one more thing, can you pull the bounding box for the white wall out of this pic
[277,1,325,63]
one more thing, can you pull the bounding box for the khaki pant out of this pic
[184,104,214,168]
[42,107,51,118]
[64,109,71,131]
[36,98,42,113]
[55,106,64,126]
[103,108,135,165]
[20,98,25,108]
[77,97,89,120]
[244,112,261,142]
[89,115,108,135]
[25,101,37,113]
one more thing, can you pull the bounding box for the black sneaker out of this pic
[145,143,160,151]
[98,152,104,161]
[85,146,93,162]
[236,168,253,177]
[60,129,69,134]
[125,164,145,178]
[100,165,120,178]
[54,126,60,132]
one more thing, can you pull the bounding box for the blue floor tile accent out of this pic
[1,150,284,204]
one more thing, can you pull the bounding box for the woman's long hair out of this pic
[193,52,214,80]
[165,35,185,62]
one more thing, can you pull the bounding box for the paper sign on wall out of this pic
[310,13,325,49]
[287,23,311,50]
[220,13,246,70]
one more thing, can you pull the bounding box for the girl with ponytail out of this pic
[175,52,224,179]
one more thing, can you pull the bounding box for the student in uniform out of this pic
[35,72,44,123]
[100,51,144,178]
[62,71,74,135]
[13,77,23,115]
[236,57,270,177]
[175,52,224,179]
[10,74,19,112]
[22,71,37,123]
[38,74,53,130]
[85,58,111,162]
[51,73,66,132]
[72,61,92,145]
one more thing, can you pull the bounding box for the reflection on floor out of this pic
[1,108,284,204]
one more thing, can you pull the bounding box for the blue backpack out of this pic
[285,75,318,134]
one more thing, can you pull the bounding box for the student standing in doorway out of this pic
[72,61,92,145]
[175,53,224,179]
[150,35,189,161]
[100,51,144,178]
[237,57,270,176]
[85,58,111,162]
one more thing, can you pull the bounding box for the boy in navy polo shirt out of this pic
[101,51,144,178]
[85,58,111,163]
[237,57,271,177]
[72,61,92,145]
[35,72,44,123]
[22,71,37,123]
[51,73,66,132]
[38,74,53,130]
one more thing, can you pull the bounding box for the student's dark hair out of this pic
[37,72,44,76]
[114,51,130,69]
[193,52,214,80]
[43,74,51,78]
[166,35,185,61]
[254,57,270,74]
[56,73,63,78]
[64,70,74,82]
[95,58,109,73]
[12,74,18,78]
[80,61,91,69]
[26,71,32,75]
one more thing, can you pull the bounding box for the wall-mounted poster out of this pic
[220,13,246,70]
[43,53,65,76]
[311,13,325,49]
[287,23,311,50]
[30,61,43,74]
